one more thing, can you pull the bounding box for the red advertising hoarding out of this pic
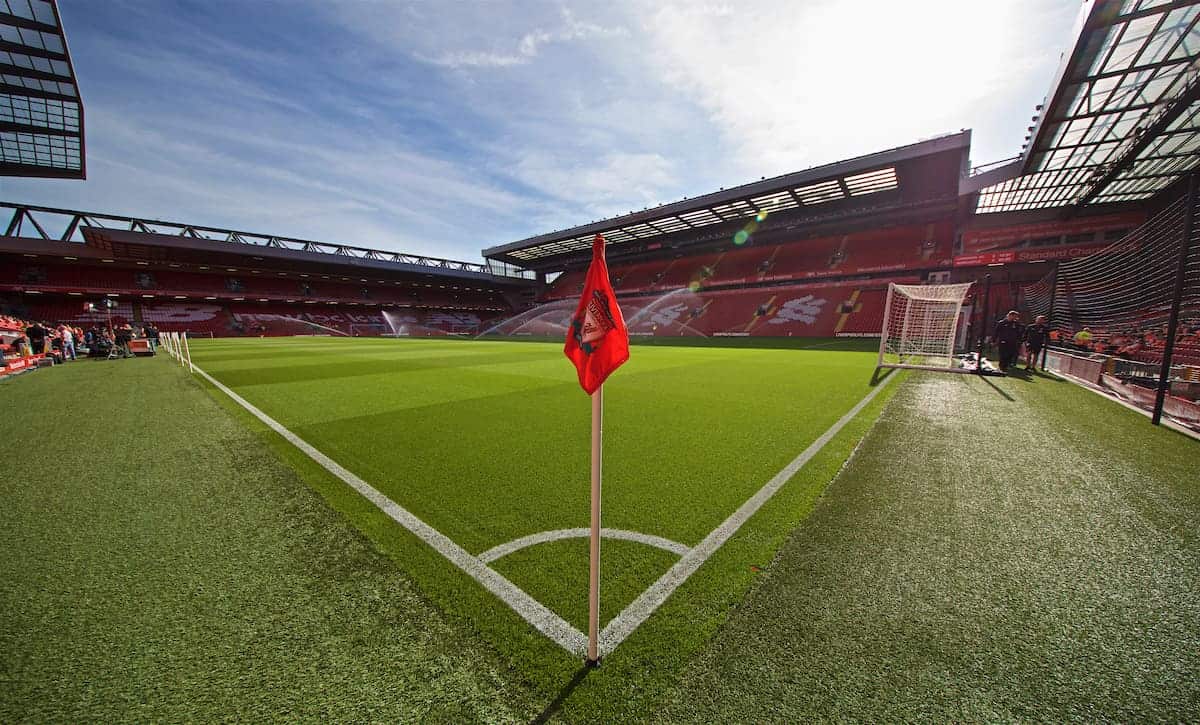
[951,241,1133,267]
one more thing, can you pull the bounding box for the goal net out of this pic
[1033,195,1195,340]
[877,282,973,372]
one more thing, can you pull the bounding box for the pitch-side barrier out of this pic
[160,331,193,373]
[1045,347,1200,432]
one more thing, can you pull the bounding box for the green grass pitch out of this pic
[6,336,1196,721]
[184,336,897,707]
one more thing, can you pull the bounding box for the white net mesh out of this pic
[1049,196,1196,340]
[1015,192,1200,381]
[878,282,973,370]
[1017,270,1055,321]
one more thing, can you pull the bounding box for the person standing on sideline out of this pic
[993,310,1025,373]
[1024,314,1050,370]
[25,321,47,354]
[115,323,133,358]
[60,324,76,361]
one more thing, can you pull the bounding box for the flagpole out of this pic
[587,384,603,665]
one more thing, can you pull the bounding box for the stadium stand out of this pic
[704,245,774,286]
[839,222,954,274]
[144,303,235,335]
[541,218,955,316]
[0,204,526,340]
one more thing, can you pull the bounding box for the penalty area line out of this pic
[599,370,898,654]
[190,364,589,656]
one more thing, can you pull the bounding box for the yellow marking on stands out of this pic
[744,294,777,333]
[834,289,862,334]
[757,247,781,280]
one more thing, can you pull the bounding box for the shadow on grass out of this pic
[979,375,1015,401]
[531,665,593,724]
[869,367,896,387]
[1005,367,1034,381]
[1004,367,1071,385]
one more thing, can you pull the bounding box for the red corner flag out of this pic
[564,234,629,394]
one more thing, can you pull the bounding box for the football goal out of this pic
[877,282,974,373]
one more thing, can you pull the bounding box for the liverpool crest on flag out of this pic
[564,234,629,394]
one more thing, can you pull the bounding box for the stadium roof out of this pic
[977,0,1200,213]
[0,0,84,179]
[0,202,536,283]
[484,132,969,269]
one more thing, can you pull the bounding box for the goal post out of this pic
[877,282,974,373]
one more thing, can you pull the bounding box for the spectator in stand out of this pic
[48,331,66,363]
[1117,336,1143,358]
[993,310,1025,373]
[1024,315,1050,370]
[25,321,47,354]
[59,325,76,361]
[1073,327,1093,350]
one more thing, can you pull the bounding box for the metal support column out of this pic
[976,273,992,375]
[1153,174,1197,425]
[1042,263,1059,370]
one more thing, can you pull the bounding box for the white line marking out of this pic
[598,371,897,654]
[479,528,691,564]
[188,353,895,659]
[190,364,589,655]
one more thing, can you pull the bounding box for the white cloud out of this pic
[420,7,628,69]
[512,151,677,221]
[635,0,1076,177]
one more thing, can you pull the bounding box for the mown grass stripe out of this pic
[191,363,590,655]
[600,369,898,654]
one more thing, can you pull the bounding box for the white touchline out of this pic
[479,528,691,564]
[598,370,897,655]
[189,358,895,659]
[191,364,589,656]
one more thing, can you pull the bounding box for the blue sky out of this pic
[3,0,1080,262]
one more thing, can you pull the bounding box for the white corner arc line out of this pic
[190,364,589,656]
[598,370,897,655]
[479,528,691,564]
